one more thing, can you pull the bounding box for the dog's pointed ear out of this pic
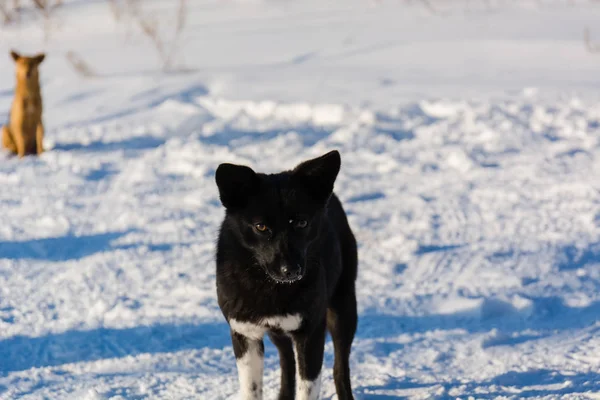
[292,150,341,204]
[33,53,45,64]
[215,163,259,209]
[10,50,20,62]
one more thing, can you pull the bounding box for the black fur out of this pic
[215,150,358,400]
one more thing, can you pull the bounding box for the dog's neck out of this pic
[15,77,41,97]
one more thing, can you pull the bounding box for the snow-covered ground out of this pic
[1,0,600,398]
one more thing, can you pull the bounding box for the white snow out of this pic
[0,0,600,399]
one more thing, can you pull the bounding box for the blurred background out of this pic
[0,1,600,399]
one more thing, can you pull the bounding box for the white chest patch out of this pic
[230,314,302,340]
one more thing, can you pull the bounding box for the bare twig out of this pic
[0,0,60,28]
[584,27,600,53]
[27,0,63,40]
[66,51,96,77]
[110,0,188,71]
[0,3,13,23]
[137,14,167,64]
[420,0,440,14]
[107,0,121,21]
[0,0,16,23]
[417,0,450,16]
[164,0,187,69]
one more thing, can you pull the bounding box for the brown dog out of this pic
[2,50,45,157]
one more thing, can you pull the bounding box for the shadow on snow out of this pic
[0,230,171,261]
[0,321,229,375]
[356,369,600,399]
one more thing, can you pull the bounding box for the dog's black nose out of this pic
[280,264,302,279]
[281,264,297,278]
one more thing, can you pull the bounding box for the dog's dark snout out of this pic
[280,264,302,280]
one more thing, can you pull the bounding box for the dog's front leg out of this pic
[2,126,16,153]
[293,321,326,400]
[231,331,264,400]
[36,121,44,154]
[12,126,26,158]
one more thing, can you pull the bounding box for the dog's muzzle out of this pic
[271,263,304,284]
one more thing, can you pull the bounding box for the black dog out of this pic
[215,150,358,400]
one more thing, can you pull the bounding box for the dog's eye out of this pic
[255,223,268,232]
[290,219,308,229]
